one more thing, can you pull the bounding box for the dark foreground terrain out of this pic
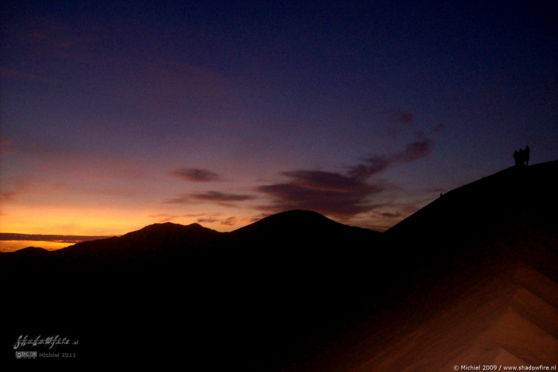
[1,161,557,369]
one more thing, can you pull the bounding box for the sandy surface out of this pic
[338,265,558,372]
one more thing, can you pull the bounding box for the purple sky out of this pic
[1,0,557,235]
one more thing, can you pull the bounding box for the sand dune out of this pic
[344,265,558,372]
[491,348,527,365]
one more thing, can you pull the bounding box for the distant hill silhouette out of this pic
[52,221,221,265]
[8,246,49,256]
[1,161,556,369]
[0,209,384,368]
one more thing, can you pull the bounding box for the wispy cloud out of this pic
[378,211,401,218]
[0,191,17,201]
[191,191,255,202]
[348,138,433,179]
[197,217,218,224]
[377,109,416,140]
[164,191,255,205]
[258,138,433,219]
[149,212,226,224]
[170,168,221,182]
[257,172,385,217]
[148,213,180,223]
[183,213,208,218]
[0,175,43,202]
[147,212,239,227]
[220,216,237,226]
[163,195,190,204]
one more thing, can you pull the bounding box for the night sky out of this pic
[1,1,557,236]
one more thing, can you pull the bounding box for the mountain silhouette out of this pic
[232,209,373,235]
[8,246,49,256]
[0,208,384,368]
[52,221,221,266]
[1,161,556,369]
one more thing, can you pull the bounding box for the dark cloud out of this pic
[191,191,255,202]
[347,156,390,179]
[164,195,190,204]
[164,191,255,205]
[377,110,416,140]
[149,212,224,223]
[379,212,401,218]
[257,171,385,217]
[258,138,433,219]
[348,138,433,179]
[171,168,221,182]
[393,138,432,162]
[259,184,384,217]
[197,217,218,224]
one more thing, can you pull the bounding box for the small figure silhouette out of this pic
[513,150,520,167]
[513,146,531,167]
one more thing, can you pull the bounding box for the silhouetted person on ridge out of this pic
[514,148,525,167]
[513,146,531,167]
[513,150,520,167]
